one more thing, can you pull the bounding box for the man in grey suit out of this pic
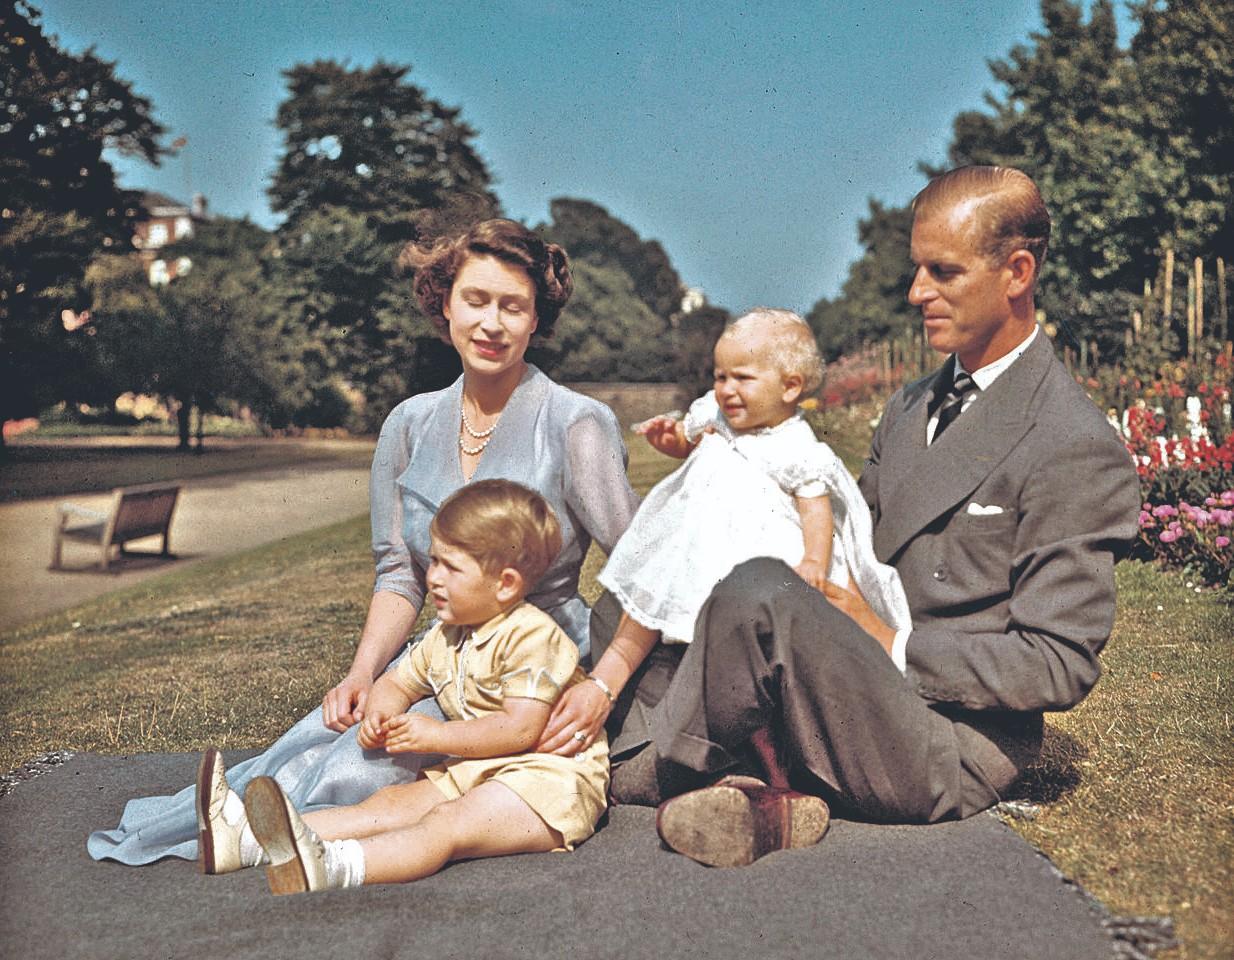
[607,165,1141,865]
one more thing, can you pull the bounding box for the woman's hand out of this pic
[536,681,611,756]
[322,671,373,732]
[383,713,445,754]
[323,592,418,731]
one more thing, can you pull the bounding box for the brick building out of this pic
[131,192,209,285]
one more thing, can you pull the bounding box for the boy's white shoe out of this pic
[244,776,330,895]
[196,746,252,874]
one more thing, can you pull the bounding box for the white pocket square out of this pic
[966,502,1005,516]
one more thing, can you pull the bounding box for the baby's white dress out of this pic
[599,392,911,643]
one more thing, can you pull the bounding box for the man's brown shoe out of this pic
[655,775,829,867]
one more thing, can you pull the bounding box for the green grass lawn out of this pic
[0,431,1229,957]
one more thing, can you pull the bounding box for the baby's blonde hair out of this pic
[722,307,824,395]
[430,480,562,587]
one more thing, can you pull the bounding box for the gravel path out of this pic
[0,458,370,631]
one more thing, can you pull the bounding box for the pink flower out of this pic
[1152,504,1178,518]
[1139,511,1153,526]
[1216,536,1231,548]
[1159,530,1179,543]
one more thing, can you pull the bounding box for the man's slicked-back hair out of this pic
[913,166,1051,277]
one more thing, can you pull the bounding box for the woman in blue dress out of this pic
[88,219,640,865]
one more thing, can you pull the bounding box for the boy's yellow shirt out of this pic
[392,601,585,720]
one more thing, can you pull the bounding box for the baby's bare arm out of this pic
[794,494,834,591]
[634,416,696,459]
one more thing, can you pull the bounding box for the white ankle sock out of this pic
[221,789,267,867]
[322,838,366,889]
[237,821,267,867]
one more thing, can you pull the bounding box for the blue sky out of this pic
[37,0,1135,314]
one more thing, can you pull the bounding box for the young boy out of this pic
[198,479,609,893]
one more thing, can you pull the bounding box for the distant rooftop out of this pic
[140,192,209,219]
[141,191,189,215]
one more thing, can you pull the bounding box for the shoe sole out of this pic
[195,747,222,875]
[244,776,310,896]
[657,785,830,868]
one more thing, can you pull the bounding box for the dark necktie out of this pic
[932,370,979,441]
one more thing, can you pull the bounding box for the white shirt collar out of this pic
[955,325,1038,392]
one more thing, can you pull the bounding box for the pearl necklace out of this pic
[459,400,499,456]
[461,405,497,439]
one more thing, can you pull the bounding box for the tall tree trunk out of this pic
[176,401,192,451]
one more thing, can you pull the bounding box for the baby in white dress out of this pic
[599,308,910,653]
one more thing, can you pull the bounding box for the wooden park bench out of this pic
[51,482,181,572]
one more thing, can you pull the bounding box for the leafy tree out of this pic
[170,218,312,432]
[541,198,683,321]
[943,0,1151,353]
[672,302,731,399]
[270,61,495,235]
[810,0,1234,366]
[942,0,1233,356]
[266,60,499,425]
[0,0,165,443]
[531,259,677,382]
[533,199,684,382]
[87,218,307,448]
[1129,0,1234,347]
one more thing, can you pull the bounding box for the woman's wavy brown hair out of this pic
[398,219,573,340]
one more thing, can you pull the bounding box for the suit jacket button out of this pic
[933,566,948,581]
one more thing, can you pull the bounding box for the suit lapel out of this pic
[873,335,1051,562]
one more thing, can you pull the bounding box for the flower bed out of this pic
[1117,370,1234,588]
[819,345,902,410]
[1136,493,1234,588]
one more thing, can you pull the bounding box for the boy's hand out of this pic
[793,558,830,592]
[357,710,390,749]
[383,713,444,754]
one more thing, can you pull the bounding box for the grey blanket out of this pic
[0,752,1115,959]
